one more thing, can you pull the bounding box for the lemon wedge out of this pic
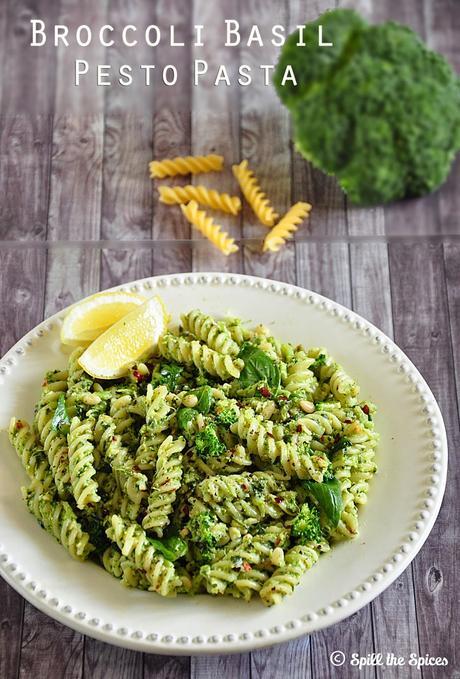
[78,296,168,379]
[60,291,146,346]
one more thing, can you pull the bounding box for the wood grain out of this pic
[240,0,294,283]
[190,0,242,274]
[84,637,143,679]
[100,0,155,290]
[151,0,193,275]
[190,654,250,679]
[388,242,460,677]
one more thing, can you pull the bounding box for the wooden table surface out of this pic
[0,0,459,677]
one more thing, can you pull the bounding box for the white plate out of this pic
[0,273,447,655]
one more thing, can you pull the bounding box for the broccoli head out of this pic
[188,510,227,561]
[291,504,322,544]
[274,9,460,205]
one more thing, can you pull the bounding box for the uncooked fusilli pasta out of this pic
[149,154,224,178]
[232,160,279,227]
[180,201,239,256]
[158,185,241,215]
[9,308,378,605]
[263,202,312,252]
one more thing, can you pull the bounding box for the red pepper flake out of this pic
[274,496,283,504]
[296,424,303,433]
[362,404,370,416]
[132,370,147,383]
[15,420,24,430]
[259,386,271,398]
[241,483,249,492]
[112,436,117,442]
[42,380,48,387]
[275,537,281,546]
[344,419,352,424]
[267,432,275,439]
[277,395,288,402]
[242,561,252,572]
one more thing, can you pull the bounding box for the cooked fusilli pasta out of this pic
[158,185,241,215]
[232,160,278,227]
[180,201,239,256]
[10,309,378,605]
[263,202,312,252]
[149,154,224,178]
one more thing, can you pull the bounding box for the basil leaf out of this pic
[191,385,213,414]
[329,436,352,456]
[304,478,343,528]
[238,343,280,392]
[149,535,187,561]
[152,362,183,391]
[51,394,71,434]
[177,407,197,431]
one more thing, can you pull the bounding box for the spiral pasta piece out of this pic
[181,201,238,256]
[102,546,150,590]
[8,418,54,491]
[201,525,287,595]
[22,486,94,560]
[68,417,100,509]
[159,333,243,380]
[158,185,241,215]
[263,202,312,253]
[106,514,181,595]
[33,374,71,497]
[149,154,224,178]
[135,385,171,470]
[232,160,278,227]
[283,353,317,394]
[181,310,240,356]
[260,544,319,606]
[143,435,185,536]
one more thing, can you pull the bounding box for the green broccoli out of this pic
[188,510,227,562]
[274,9,460,205]
[194,423,225,459]
[215,407,238,427]
[291,504,322,543]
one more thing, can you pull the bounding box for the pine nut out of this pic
[183,394,198,408]
[271,547,285,567]
[300,399,315,413]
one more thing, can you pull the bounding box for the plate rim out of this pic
[0,271,448,655]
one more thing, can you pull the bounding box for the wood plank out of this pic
[388,241,460,677]
[251,641,310,679]
[444,241,460,413]
[152,0,193,275]
[0,246,47,679]
[0,0,57,115]
[0,1,8,111]
[240,0,294,283]
[100,0,155,291]
[84,637,143,679]
[190,654,250,679]
[190,0,242,274]
[144,654,190,678]
[423,0,460,234]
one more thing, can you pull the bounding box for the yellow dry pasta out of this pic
[232,160,278,227]
[263,202,312,253]
[158,185,241,215]
[180,201,239,256]
[149,154,224,179]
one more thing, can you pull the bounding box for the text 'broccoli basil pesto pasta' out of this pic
[9,308,378,605]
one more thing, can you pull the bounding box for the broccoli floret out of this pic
[194,424,225,459]
[291,504,322,543]
[274,9,460,205]
[215,407,238,427]
[188,510,227,562]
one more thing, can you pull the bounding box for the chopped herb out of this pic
[148,535,187,561]
[152,362,183,391]
[177,407,197,432]
[51,394,71,435]
[191,385,213,414]
[238,342,281,392]
[311,353,327,375]
[304,478,343,528]
[329,436,352,455]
